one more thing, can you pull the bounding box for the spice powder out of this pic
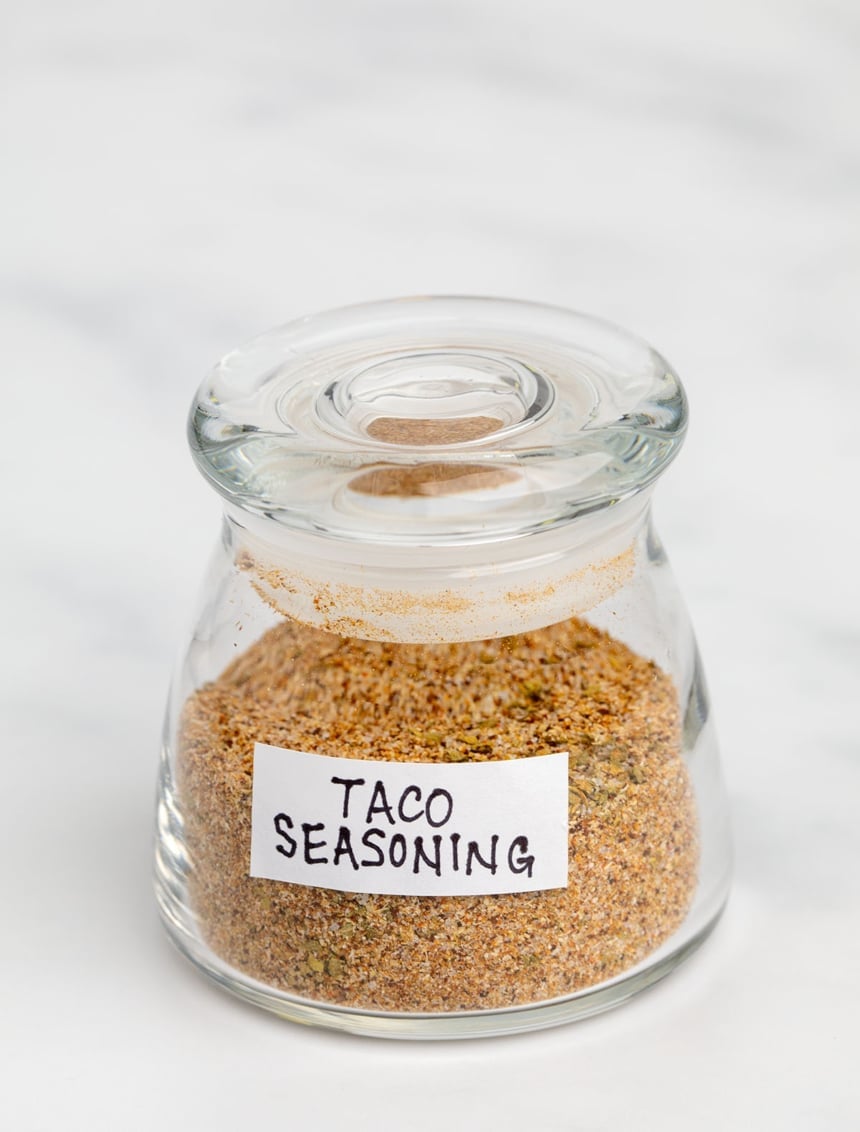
[178,613,698,1013]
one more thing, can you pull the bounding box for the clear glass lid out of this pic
[189,297,687,545]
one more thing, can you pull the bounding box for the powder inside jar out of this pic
[177,613,698,1013]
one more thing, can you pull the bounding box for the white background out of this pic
[2,1,858,1129]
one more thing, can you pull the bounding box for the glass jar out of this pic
[155,297,731,1039]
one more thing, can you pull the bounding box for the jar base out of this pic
[155,865,726,1040]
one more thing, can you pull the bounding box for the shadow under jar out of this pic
[155,297,732,1039]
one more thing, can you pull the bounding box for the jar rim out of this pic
[189,296,687,546]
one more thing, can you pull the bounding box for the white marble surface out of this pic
[3,0,859,1128]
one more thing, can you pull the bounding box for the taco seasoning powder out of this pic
[177,606,697,1013]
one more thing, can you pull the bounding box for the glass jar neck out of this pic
[225,490,653,643]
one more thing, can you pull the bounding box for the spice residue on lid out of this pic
[234,537,637,643]
[365,415,504,445]
[349,463,518,498]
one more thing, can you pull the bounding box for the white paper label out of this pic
[250,743,569,897]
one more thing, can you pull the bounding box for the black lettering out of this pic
[389,833,407,868]
[466,835,499,876]
[450,832,461,871]
[413,834,442,876]
[425,788,453,828]
[366,780,395,825]
[274,812,296,858]
[507,835,535,877]
[330,777,365,819]
[360,827,385,867]
[333,825,360,870]
[301,822,328,865]
[397,784,423,823]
